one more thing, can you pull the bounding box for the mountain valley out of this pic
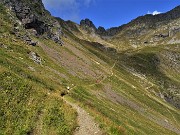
[0,0,180,134]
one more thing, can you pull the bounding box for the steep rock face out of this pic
[80,18,97,33]
[0,0,62,44]
[80,18,96,30]
[96,26,107,36]
[79,18,118,37]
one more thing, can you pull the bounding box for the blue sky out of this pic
[42,0,180,29]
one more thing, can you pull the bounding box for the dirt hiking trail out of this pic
[64,98,102,135]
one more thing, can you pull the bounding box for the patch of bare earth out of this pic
[95,84,180,134]
[64,99,102,135]
[39,42,104,79]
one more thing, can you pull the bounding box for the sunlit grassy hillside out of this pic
[0,2,180,135]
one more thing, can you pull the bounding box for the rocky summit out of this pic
[0,0,62,45]
[0,0,180,135]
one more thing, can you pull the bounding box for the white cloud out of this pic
[42,0,94,21]
[147,10,161,15]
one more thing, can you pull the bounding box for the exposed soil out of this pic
[38,42,104,79]
[64,98,102,135]
[100,84,180,134]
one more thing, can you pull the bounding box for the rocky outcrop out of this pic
[29,51,41,64]
[10,23,38,46]
[96,26,107,36]
[79,18,124,37]
[0,0,62,45]
[80,18,96,30]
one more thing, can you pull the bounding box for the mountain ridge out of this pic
[79,5,180,36]
[57,5,179,50]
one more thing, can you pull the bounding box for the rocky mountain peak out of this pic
[0,0,62,45]
[80,18,96,30]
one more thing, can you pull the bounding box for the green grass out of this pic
[0,71,38,134]
[69,85,178,135]
[67,41,180,134]
[0,48,77,135]
[0,9,77,134]
[0,69,76,135]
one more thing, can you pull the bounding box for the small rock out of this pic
[28,66,35,71]
[0,43,8,49]
[29,51,41,64]
[29,41,38,46]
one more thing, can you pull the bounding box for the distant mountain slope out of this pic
[107,5,180,36]
[74,6,180,49]
[106,5,180,48]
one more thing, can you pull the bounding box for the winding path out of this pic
[64,98,102,135]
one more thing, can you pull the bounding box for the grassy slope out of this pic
[67,39,180,135]
[0,3,180,135]
[61,23,180,134]
[0,5,77,135]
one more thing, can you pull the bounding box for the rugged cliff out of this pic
[0,0,62,44]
